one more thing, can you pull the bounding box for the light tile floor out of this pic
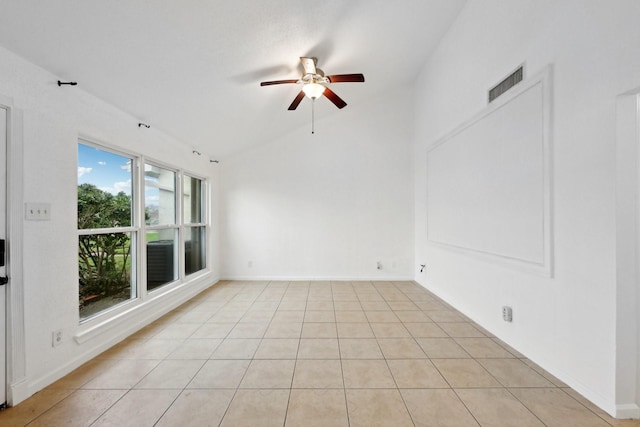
[2,281,638,426]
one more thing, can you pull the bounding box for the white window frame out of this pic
[77,139,141,323]
[182,173,208,278]
[142,160,180,295]
[77,140,210,325]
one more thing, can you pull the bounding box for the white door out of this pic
[0,107,6,406]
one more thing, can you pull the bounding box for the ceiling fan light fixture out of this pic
[302,82,325,99]
[260,57,363,110]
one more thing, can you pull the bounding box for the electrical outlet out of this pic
[376,261,382,270]
[25,203,51,221]
[502,306,513,322]
[52,329,63,347]
[248,260,253,268]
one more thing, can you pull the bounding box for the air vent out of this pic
[489,66,524,103]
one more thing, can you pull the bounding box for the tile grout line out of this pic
[390,281,441,427]
[154,284,240,426]
[398,279,484,426]
[214,281,270,427]
[505,387,565,427]
[207,281,259,427]
[16,280,624,426]
[556,388,617,427]
[334,282,350,424]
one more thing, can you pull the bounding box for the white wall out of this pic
[221,88,414,280]
[413,0,640,417]
[0,46,221,404]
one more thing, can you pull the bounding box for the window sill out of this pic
[74,270,214,345]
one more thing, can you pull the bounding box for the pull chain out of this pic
[311,98,315,134]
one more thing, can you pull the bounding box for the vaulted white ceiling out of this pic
[0,0,466,158]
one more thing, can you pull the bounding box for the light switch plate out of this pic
[25,203,51,220]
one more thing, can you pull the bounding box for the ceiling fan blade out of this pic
[260,79,298,86]
[300,57,317,75]
[288,91,306,110]
[327,74,365,83]
[323,87,347,109]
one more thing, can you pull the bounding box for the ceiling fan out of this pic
[260,57,365,110]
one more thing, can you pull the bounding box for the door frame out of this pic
[0,94,26,406]
[615,90,640,419]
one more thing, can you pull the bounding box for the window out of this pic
[145,163,178,291]
[78,141,209,321]
[78,143,138,320]
[184,175,206,275]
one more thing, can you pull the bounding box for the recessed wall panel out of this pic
[427,70,551,273]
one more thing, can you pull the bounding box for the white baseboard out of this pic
[18,275,219,406]
[413,280,639,421]
[616,403,640,419]
[8,378,29,406]
[221,275,415,281]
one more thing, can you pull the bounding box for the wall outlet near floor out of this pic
[502,306,513,322]
[52,329,63,347]
[248,260,253,268]
[376,261,382,270]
